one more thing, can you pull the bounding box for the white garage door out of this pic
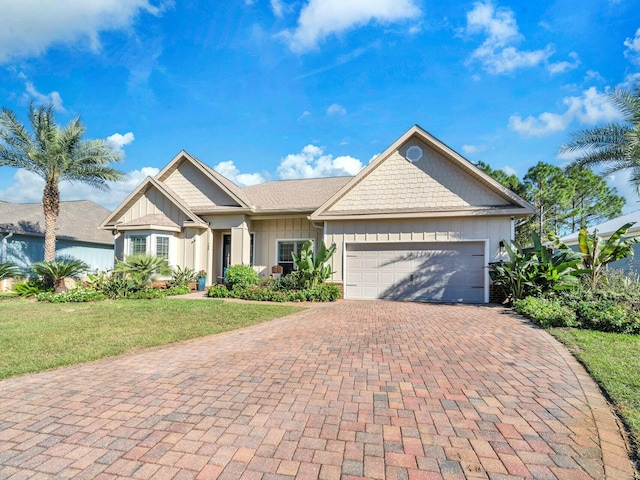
[345,241,485,303]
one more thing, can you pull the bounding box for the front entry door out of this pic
[222,234,231,277]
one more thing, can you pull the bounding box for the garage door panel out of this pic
[346,242,485,303]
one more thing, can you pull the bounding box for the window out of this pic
[277,239,310,275]
[129,236,147,256]
[156,236,169,260]
[126,233,173,264]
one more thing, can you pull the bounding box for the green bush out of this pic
[305,283,342,302]
[0,262,21,280]
[37,288,106,303]
[114,254,171,287]
[224,265,259,290]
[208,284,230,298]
[31,259,89,288]
[12,279,52,297]
[165,285,190,296]
[513,296,578,328]
[169,266,196,288]
[86,271,142,299]
[574,300,640,334]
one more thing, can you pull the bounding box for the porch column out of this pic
[230,221,251,265]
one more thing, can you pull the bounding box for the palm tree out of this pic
[561,84,640,191]
[0,104,125,261]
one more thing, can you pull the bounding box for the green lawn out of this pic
[551,328,640,460]
[0,298,303,380]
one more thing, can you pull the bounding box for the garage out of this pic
[345,241,486,303]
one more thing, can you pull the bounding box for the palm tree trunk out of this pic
[43,180,60,262]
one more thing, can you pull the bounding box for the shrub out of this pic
[86,271,142,299]
[12,279,51,297]
[208,284,230,298]
[305,283,342,302]
[513,296,578,328]
[574,300,640,334]
[31,259,89,288]
[165,285,191,296]
[114,254,171,287]
[37,288,106,303]
[169,266,196,288]
[127,287,167,300]
[291,240,336,289]
[224,265,259,290]
[0,262,21,280]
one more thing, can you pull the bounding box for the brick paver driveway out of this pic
[0,301,633,479]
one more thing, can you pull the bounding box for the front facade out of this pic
[101,126,534,303]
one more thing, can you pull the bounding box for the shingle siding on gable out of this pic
[164,161,240,209]
[327,148,507,212]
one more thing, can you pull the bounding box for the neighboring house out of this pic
[0,200,114,271]
[101,125,534,303]
[559,209,640,272]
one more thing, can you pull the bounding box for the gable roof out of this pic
[0,200,113,245]
[157,151,251,209]
[243,176,352,211]
[311,125,535,220]
[559,210,640,245]
[100,176,207,230]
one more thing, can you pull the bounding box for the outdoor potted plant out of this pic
[196,270,207,291]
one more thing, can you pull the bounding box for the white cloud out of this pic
[547,52,580,75]
[106,132,135,157]
[280,0,421,53]
[0,166,160,210]
[624,28,640,65]
[585,70,605,83]
[326,103,347,116]
[464,0,553,74]
[461,144,488,155]
[0,0,171,63]
[502,165,517,176]
[23,81,65,112]
[277,145,364,179]
[270,0,284,17]
[509,87,622,137]
[620,72,640,90]
[213,161,265,187]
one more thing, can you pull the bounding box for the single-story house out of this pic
[559,209,640,272]
[100,125,534,303]
[0,200,114,271]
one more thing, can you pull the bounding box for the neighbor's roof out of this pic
[560,209,640,244]
[0,200,113,245]
[243,176,353,211]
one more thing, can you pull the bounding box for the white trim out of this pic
[343,239,489,303]
[123,231,177,267]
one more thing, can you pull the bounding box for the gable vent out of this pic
[406,145,423,162]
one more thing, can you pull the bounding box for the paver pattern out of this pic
[0,300,633,479]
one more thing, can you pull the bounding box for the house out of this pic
[101,125,534,303]
[559,209,640,272]
[0,200,114,271]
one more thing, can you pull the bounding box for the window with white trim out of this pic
[129,235,147,256]
[156,236,170,261]
[125,233,174,265]
[277,239,311,275]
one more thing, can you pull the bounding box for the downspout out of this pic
[1,231,13,263]
[206,226,214,287]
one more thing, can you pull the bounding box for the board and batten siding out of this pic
[119,188,190,227]
[324,217,512,283]
[251,217,323,277]
[164,162,239,208]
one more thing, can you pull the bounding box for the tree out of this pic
[523,162,573,240]
[561,84,640,191]
[564,166,624,234]
[476,161,526,197]
[0,104,124,261]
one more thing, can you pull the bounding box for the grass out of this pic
[0,298,303,380]
[551,328,640,460]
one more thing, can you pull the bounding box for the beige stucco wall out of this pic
[328,143,507,212]
[324,216,512,282]
[251,217,323,277]
[164,162,239,209]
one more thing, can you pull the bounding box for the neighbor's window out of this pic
[277,239,310,275]
[129,235,147,255]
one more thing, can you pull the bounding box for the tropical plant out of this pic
[561,84,640,192]
[169,266,196,288]
[0,261,21,280]
[12,279,51,297]
[224,264,259,290]
[576,222,638,288]
[31,258,89,289]
[489,232,585,302]
[113,254,171,287]
[0,104,125,261]
[291,240,336,289]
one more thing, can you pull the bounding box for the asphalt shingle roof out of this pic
[0,200,113,245]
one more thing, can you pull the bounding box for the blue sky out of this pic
[1,0,639,211]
